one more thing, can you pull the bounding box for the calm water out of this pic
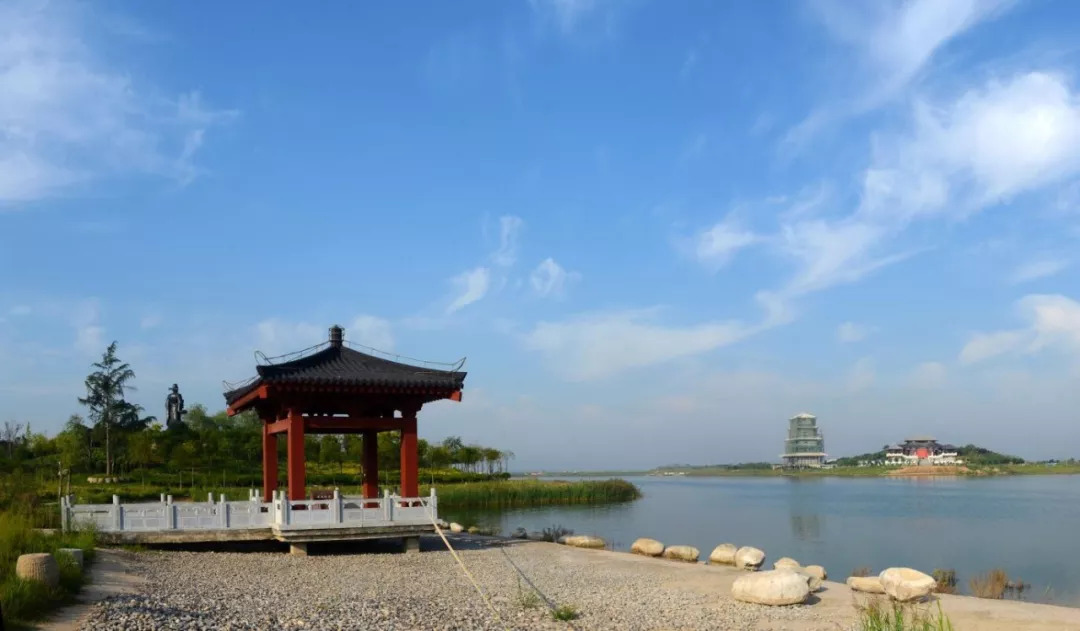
[445,474,1080,605]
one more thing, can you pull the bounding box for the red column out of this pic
[262,421,278,502]
[287,409,306,500]
[362,430,379,499]
[400,416,418,498]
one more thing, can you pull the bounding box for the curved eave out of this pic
[225,381,464,416]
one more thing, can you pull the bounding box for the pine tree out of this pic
[78,342,136,476]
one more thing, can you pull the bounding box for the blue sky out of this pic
[3,0,1080,469]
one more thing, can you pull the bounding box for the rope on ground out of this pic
[428,509,508,630]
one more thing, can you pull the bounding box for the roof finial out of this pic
[329,325,344,348]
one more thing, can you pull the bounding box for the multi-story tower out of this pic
[781,413,827,468]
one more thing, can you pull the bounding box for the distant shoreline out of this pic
[522,463,1080,479]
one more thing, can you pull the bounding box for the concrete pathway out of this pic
[32,550,143,631]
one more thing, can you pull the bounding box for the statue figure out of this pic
[166,384,186,427]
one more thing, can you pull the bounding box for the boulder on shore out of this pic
[563,535,606,549]
[796,570,822,592]
[630,538,664,557]
[847,576,886,594]
[879,568,936,602]
[708,543,738,565]
[466,526,480,535]
[732,569,810,605]
[735,546,766,570]
[448,522,464,533]
[804,565,826,581]
[16,553,59,588]
[661,545,699,562]
[773,557,801,570]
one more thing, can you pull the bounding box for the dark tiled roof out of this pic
[224,344,466,405]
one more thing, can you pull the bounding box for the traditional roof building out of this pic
[224,325,466,501]
[780,413,827,469]
[884,437,961,466]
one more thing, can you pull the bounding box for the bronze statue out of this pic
[166,384,186,427]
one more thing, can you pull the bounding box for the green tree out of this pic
[78,342,137,476]
[56,415,91,471]
[318,435,342,470]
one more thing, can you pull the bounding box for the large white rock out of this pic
[661,545,700,562]
[879,568,936,602]
[796,570,822,592]
[773,557,800,570]
[630,538,664,557]
[735,546,766,570]
[847,576,886,594]
[564,535,606,549]
[448,522,464,533]
[708,543,738,565]
[804,565,826,581]
[732,569,811,605]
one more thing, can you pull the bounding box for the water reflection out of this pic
[790,513,821,541]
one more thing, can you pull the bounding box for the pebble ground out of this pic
[80,537,839,630]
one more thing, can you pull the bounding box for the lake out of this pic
[444,474,1080,605]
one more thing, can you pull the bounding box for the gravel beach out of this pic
[76,537,1080,631]
[78,537,835,631]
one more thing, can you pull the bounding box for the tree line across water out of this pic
[0,342,514,483]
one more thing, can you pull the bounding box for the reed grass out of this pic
[856,598,954,631]
[427,479,641,509]
[932,569,957,595]
[969,568,1008,599]
[0,511,96,627]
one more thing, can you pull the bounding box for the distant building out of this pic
[780,413,827,469]
[884,436,962,466]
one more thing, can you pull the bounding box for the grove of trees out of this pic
[0,342,513,482]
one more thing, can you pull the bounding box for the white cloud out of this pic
[960,294,1080,364]
[691,216,758,270]
[71,299,104,355]
[523,308,756,381]
[910,361,947,388]
[776,218,909,295]
[348,315,394,351]
[492,215,524,267]
[255,319,323,355]
[863,72,1080,223]
[837,322,872,343]
[1008,258,1070,284]
[529,0,607,34]
[787,0,1012,149]
[140,314,162,330]
[446,267,491,314]
[846,357,876,392]
[8,305,31,316]
[0,1,236,205]
[529,258,579,298]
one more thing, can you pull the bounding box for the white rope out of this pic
[427,508,508,629]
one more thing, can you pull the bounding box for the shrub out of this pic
[856,598,954,631]
[552,604,579,621]
[969,569,1008,599]
[932,569,957,594]
[541,525,573,542]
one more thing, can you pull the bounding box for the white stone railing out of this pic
[62,488,438,533]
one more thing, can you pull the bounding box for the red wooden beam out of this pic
[266,418,290,435]
[226,384,269,415]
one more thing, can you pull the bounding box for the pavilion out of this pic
[224,325,467,502]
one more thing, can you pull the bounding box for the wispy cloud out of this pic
[836,321,873,343]
[960,294,1080,364]
[687,215,758,270]
[446,267,492,314]
[910,361,947,388]
[529,258,580,298]
[1008,258,1070,284]
[786,0,1014,150]
[0,1,236,206]
[254,314,394,353]
[529,0,615,35]
[846,357,876,392]
[71,298,104,355]
[523,308,757,380]
[492,215,524,267]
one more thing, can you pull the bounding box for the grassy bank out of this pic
[0,512,96,628]
[426,479,642,508]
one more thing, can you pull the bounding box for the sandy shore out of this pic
[60,537,1080,630]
